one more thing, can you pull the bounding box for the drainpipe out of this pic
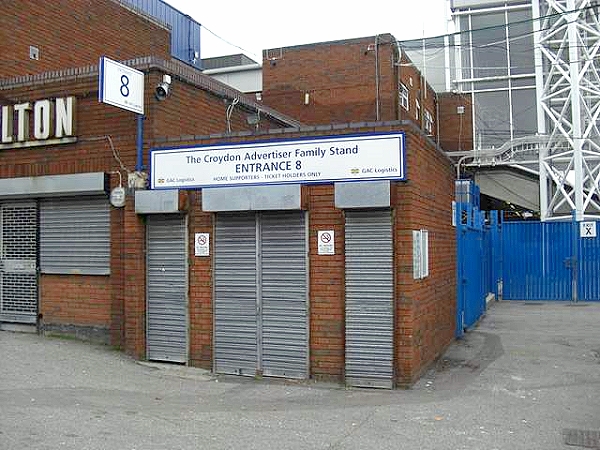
[136,114,144,172]
[375,34,380,121]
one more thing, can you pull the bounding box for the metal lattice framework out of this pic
[534,0,600,220]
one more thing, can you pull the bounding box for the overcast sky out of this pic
[164,0,451,61]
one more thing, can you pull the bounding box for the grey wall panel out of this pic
[260,212,308,379]
[146,214,188,363]
[345,210,394,388]
[40,197,110,275]
[214,213,258,376]
[135,189,180,214]
[202,185,301,212]
[0,173,107,199]
[335,181,391,209]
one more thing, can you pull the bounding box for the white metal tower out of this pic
[534,0,600,221]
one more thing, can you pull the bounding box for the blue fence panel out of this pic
[578,221,600,301]
[502,221,572,300]
[456,197,497,336]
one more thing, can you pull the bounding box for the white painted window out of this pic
[400,83,409,110]
[415,99,421,121]
[424,110,434,134]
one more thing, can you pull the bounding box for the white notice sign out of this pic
[99,56,145,115]
[318,230,335,255]
[580,221,597,238]
[150,133,405,189]
[195,233,210,256]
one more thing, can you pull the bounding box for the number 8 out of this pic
[120,75,130,97]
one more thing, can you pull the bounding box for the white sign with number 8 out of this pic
[99,56,145,115]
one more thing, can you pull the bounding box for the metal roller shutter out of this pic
[146,214,188,363]
[214,213,258,376]
[345,210,394,388]
[0,202,38,324]
[260,212,308,379]
[40,197,110,275]
[214,212,308,378]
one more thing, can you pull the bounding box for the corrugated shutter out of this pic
[260,212,308,379]
[345,210,394,388]
[214,212,309,378]
[40,197,110,275]
[0,202,38,324]
[214,213,257,376]
[146,214,188,363]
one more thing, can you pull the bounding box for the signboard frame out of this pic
[98,56,145,115]
[149,132,406,190]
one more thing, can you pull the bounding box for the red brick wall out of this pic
[438,92,473,152]
[40,275,111,326]
[188,190,213,369]
[395,130,456,385]
[261,35,438,138]
[146,70,285,150]
[398,51,438,139]
[2,54,455,385]
[0,0,170,79]
[167,125,455,385]
[261,36,399,124]
[307,185,345,381]
[0,78,141,351]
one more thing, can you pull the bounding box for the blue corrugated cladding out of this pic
[122,0,201,68]
[455,180,499,337]
[578,223,600,301]
[501,220,600,301]
[502,221,572,300]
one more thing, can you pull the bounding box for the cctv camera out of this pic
[155,82,170,101]
[155,74,172,101]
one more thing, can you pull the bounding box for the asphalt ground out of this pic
[1,300,599,450]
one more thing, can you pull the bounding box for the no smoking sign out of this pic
[195,232,210,256]
[318,230,335,255]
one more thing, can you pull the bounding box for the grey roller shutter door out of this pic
[0,202,38,324]
[146,214,188,363]
[260,212,308,379]
[214,213,257,376]
[40,197,110,275]
[345,210,394,388]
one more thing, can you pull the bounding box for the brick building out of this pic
[0,0,456,387]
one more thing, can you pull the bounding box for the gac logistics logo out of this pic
[0,96,77,149]
[150,132,406,189]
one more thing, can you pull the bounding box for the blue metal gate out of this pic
[455,181,499,337]
[456,180,600,336]
[502,218,600,301]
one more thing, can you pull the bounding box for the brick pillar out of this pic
[188,191,214,369]
[308,185,345,381]
[110,205,125,347]
[122,196,146,359]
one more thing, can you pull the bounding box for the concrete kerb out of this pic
[136,361,214,382]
